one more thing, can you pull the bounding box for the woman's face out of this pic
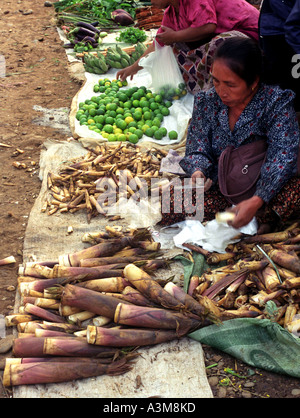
[212,59,258,108]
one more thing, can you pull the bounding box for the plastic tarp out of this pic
[189,318,300,379]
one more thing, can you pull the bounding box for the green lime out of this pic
[128,121,137,128]
[76,110,84,119]
[116,107,124,115]
[96,108,105,116]
[161,107,170,116]
[95,115,105,124]
[105,116,115,125]
[124,112,133,119]
[107,133,117,142]
[116,119,127,130]
[152,117,161,127]
[155,113,164,121]
[135,129,143,139]
[117,133,127,141]
[150,102,159,111]
[158,127,167,136]
[168,130,178,140]
[154,130,163,140]
[128,133,139,144]
[123,100,132,109]
[132,99,140,108]
[143,111,152,121]
[145,127,154,137]
[139,100,149,108]
[132,92,141,100]
[133,110,142,121]
[108,110,117,118]
[117,92,128,102]
[103,124,114,134]
[142,124,150,133]
[89,108,97,116]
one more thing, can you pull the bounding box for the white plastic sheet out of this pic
[171,218,258,254]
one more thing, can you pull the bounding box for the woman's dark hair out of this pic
[213,37,263,86]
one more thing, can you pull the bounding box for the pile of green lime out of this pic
[75,78,181,143]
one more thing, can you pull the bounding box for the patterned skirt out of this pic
[172,31,248,94]
[158,177,300,227]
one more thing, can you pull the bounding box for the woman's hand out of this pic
[116,43,155,81]
[116,63,141,81]
[191,170,213,191]
[228,196,264,229]
[156,26,177,45]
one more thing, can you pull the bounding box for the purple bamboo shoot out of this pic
[76,277,129,293]
[114,303,200,334]
[61,284,131,318]
[164,282,219,324]
[52,265,124,281]
[123,264,185,310]
[87,325,184,347]
[3,357,134,387]
[24,303,65,323]
[43,337,120,357]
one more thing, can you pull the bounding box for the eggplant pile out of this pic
[66,21,104,49]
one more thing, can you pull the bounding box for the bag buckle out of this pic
[242,165,248,174]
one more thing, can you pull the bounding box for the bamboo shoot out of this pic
[87,325,183,347]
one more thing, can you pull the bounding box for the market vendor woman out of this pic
[159,37,300,232]
[117,0,260,94]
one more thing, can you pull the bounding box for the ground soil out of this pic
[0,0,299,399]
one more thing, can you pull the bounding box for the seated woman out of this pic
[158,37,300,232]
[117,0,260,94]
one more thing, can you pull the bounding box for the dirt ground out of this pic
[0,0,299,399]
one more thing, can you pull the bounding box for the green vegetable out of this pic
[54,0,140,26]
[116,27,147,44]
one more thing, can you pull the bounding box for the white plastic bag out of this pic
[139,40,184,93]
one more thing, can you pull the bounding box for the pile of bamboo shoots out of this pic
[43,142,170,221]
[4,223,300,386]
[187,222,300,335]
[3,226,214,387]
[135,6,164,31]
